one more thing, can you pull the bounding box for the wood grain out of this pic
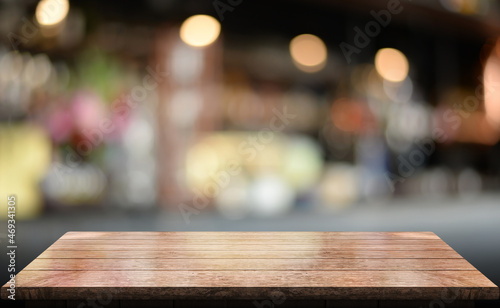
[19,299,480,308]
[37,249,465,259]
[46,243,453,251]
[4,270,498,300]
[10,270,497,288]
[23,258,476,271]
[53,239,447,245]
[1,232,498,302]
[60,231,441,240]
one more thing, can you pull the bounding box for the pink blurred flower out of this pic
[71,91,106,133]
[48,108,73,143]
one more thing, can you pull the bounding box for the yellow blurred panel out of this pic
[0,124,51,219]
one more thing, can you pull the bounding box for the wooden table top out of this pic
[1,231,498,301]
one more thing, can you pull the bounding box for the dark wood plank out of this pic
[173,300,226,308]
[67,300,120,308]
[5,270,499,300]
[37,249,465,259]
[326,300,377,308]
[23,258,476,271]
[120,300,173,308]
[25,301,67,308]
[378,300,475,308]
[19,300,478,308]
[227,299,325,308]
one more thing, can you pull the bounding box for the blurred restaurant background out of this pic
[1,0,500,291]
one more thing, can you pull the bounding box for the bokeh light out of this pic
[289,34,327,73]
[0,125,51,218]
[484,51,500,128]
[23,54,52,88]
[281,137,323,192]
[0,51,24,82]
[439,0,488,15]
[331,98,365,133]
[375,48,409,82]
[180,15,221,47]
[249,175,295,217]
[185,142,221,190]
[383,77,413,103]
[319,164,359,208]
[36,0,70,26]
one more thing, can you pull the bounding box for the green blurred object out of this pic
[75,48,130,103]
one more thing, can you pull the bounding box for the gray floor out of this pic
[2,193,500,289]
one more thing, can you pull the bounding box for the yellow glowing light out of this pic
[36,0,69,26]
[439,0,483,15]
[374,48,409,82]
[290,34,327,73]
[185,142,220,190]
[0,124,51,219]
[484,54,500,128]
[180,15,221,47]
